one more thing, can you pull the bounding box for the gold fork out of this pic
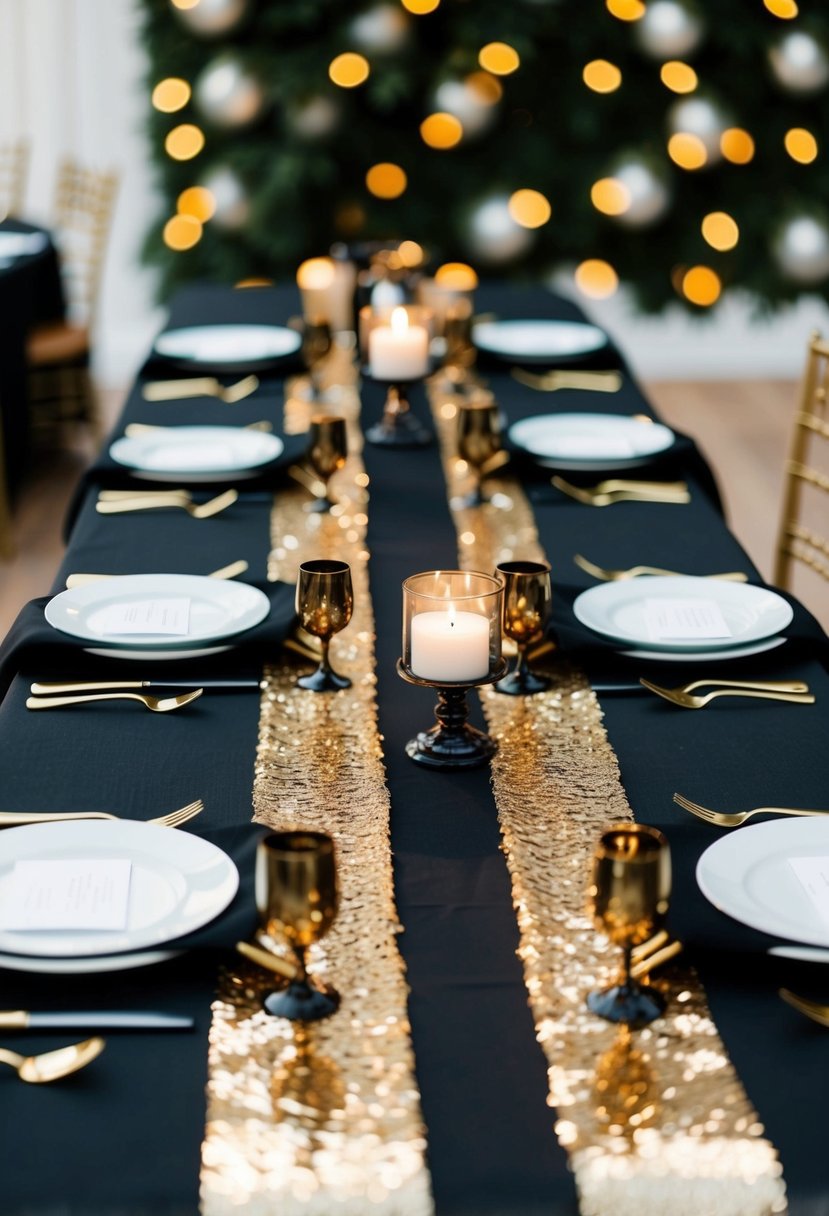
[511,367,623,392]
[641,678,814,709]
[552,475,690,507]
[141,374,259,403]
[65,560,248,588]
[96,489,238,519]
[673,792,829,827]
[779,989,829,1028]
[573,553,748,582]
[0,799,204,829]
[26,690,203,713]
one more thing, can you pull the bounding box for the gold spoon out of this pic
[0,1037,105,1083]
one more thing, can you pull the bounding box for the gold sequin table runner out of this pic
[201,352,434,1216]
[426,377,787,1216]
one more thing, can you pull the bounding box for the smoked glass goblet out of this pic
[305,414,347,512]
[494,560,553,695]
[256,831,340,1022]
[456,397,502,507]
[295,559,353,692]
[587,824,671,1027]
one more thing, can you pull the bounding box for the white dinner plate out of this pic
[0,231,49,258]
[153,323,301,368]
[573,577,793,653]
[0,820,238,958]
[697,819,829,947]
[0,947,180,975]
[45,574,270,649]
[509,413,675,471]
[109,426,283,481]
[473,319,608,363]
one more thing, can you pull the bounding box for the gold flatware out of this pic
[552,475,690,507]
[141,374,259,403]
[26,690,203,714]
[235,940,299,980]
[0,1037,105,1084]
[642,678,814,709]
[630,929,683,979]
[65,559,248,588]
[573,553,748,582]
[124,420,271,437]
[674,792,829,827]
[511,367,623,393]
[96,489,238,519]
[779,988,829,1028]
[287,464,328,498]
[0,799,203,828]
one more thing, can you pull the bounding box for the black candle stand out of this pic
[396,657,509,770]
[364,375,433,448]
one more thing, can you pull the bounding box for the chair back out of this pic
[0,140,29,219]
[774,331,829,590]
[52,158,118,326]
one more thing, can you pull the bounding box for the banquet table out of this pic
[1,280,829,1216]
[0,218,64,494]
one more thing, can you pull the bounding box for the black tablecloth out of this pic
[2,282,829,1216]
[0,219,64,494]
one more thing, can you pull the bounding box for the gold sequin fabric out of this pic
[201,349,434,1216]
[426,372,787,1216]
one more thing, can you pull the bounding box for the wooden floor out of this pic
[1,380,827,637]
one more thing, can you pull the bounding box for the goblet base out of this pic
[304,496,334,514]
[494,667,551,696]
[297,667,352,692]
[587,982,665,1027]
[265,980,340,1023]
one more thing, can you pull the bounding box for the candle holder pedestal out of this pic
[365,377,433,448]
[396,658,508,770]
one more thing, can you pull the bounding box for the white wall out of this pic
[1,0,827,385]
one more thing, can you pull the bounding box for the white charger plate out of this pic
[109,426,283,482]
[573,577,793,653]
[153,323,301,368]
[473,319,608,363]
[45,574,270,649]
[621,635,787,663]
[0,820,238,958]
[0,947,180,975]
[697,818,829,947]
[0,231,49,258]
[509,413,675,471]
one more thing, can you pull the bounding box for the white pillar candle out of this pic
[368,307,430,380]
[297,257,356,331]
[410,606,490,682]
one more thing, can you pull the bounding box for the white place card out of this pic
[788,856,829,928]
[552,435,635,458]
[100,597,191,636]
[643,597,732,642]
[0,859,132,931]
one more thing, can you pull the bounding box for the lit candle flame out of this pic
[391,306,409,334]
[296,257,335,289]
[448,603,456,628]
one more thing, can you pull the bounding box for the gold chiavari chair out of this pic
[25,158,118,441]
[0,140,29,219]
[774,331,829,591]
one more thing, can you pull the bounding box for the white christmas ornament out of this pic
[199,165,250,230]
[611,157,671,228]
[194,54,265,128]
[769,31,829,95]
[433,79,498,139]
[285,94,342,140]
[668,95,729,163]
[635,0,704,58]
[465,196,534,263]
[349,5,410,53]
[772,215,829,284]
[172,0,248,37]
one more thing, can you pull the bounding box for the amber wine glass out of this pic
[256,831,340,1022]
[494,560,553,695]
[301,318,332,400]
[587,824,671,1026]
[305,414,347,512]
[295,559,353,692]
[456,397,502,507]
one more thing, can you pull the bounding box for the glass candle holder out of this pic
[296,256,356,332]
[398,570,506,769]
[362,305,434,448]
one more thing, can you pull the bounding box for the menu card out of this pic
[0,859,132,930]
[100,598,192,636]
[789,856,829,928]
[644,597,732,642]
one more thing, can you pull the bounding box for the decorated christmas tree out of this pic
[141,0,829,312]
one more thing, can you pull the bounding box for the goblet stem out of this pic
[297,638,352,692]
[494,643,551,696]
